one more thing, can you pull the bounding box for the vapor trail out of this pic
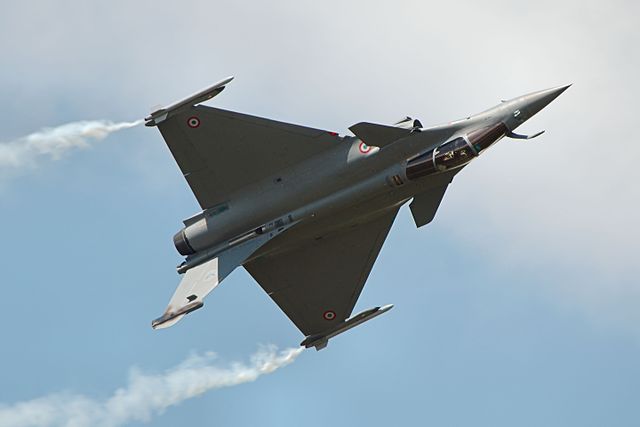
[0,120,142,177]
[0,345,303,427]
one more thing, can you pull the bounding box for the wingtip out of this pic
[151,301,203,330]
[151,314,184,330]
[379,304,394,312]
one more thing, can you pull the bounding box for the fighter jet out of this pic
[145,78,569,350]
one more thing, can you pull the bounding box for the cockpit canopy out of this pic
[467,122,508,154]
[405,122,507,181]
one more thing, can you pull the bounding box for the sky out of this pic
[1,0,639,426]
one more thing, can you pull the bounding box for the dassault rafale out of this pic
[145,77,569,350]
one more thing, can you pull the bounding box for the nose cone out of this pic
[523,84,571,117]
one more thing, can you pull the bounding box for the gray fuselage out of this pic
[175,85,568,268]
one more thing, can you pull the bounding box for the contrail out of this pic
[0,119,143,178]
[0,345,303,427]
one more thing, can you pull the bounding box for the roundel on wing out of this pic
[187,116,201,128]
[323,310,336,321]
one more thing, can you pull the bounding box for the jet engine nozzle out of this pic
[173,229,196,256]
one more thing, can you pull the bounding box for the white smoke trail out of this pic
[0,345,303,427]
[0,120,142,177]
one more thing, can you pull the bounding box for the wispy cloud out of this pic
[0,346,303,427]
[0,120,142,180]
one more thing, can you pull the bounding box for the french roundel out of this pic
[323,310,336,321]
[358,141,372,154]
[187,116,201,128]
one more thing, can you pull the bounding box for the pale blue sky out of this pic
[1,1,639,426]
